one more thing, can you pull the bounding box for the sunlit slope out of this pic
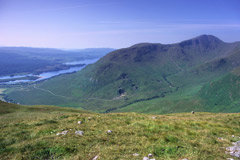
[1,101,240,159]
[5,35,240,113]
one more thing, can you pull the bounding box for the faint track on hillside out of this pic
[162,75,175,88]
[86,97,122,101]
[33,84,121,101]
[33,84,74,99]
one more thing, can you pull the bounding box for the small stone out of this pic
[75,130,84,136]
[88,117,92,120]
[191,111,195,114]
[152,116,156,119]
[62,130,68,135]
[148,153,153,158]
[92,155,99,160]
[78,121,82,124]
[218,137,224,140]
[182,159,189,160]
[56,130,68,136]
[143,154,155,160]
[227,158,234,160]
[133,153,139,156]
[107,130,112,134]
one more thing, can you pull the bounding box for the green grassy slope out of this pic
[1,101,240,159]
[4,35,240,113]
[117,67,240,114]
[198,67,240,112]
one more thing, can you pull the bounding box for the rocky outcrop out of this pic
[226,141,240,158]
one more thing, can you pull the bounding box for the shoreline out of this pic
[0,64,87,85]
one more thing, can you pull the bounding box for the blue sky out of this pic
[0,0,239,48]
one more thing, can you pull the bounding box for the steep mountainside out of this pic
[198,67,240,112]
[5,35,240,113]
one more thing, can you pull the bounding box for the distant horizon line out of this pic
[0,46,117,50]
[1,34,239,50]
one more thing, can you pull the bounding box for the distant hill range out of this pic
[6,35,240,113]
[0,47,114,76]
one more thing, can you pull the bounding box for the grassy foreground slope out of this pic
[1,101,240,160]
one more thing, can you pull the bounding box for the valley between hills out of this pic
[3,35,240,114]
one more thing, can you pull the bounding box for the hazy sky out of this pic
[0,0,240,48]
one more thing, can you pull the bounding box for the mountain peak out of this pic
[193,34,222,42]
[129,43,162,49]
[179,35,223,49]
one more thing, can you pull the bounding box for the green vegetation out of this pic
[5,35,240,114]
[199,71,240,112]
[0,101,239,159]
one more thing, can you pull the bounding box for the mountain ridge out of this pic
[5,35,240,113]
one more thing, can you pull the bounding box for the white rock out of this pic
[92,155,99,160]
[143,154,155,160]
[152,116,156,119]
[227,158,234,160]
[75,130,84,136]
[226,141,240,158]
[78,121,82,124]
[107,130,112,134]
[182,159,189,160]
[148,153,153,158]
[56,130,68,136]
[133,153,139,156]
